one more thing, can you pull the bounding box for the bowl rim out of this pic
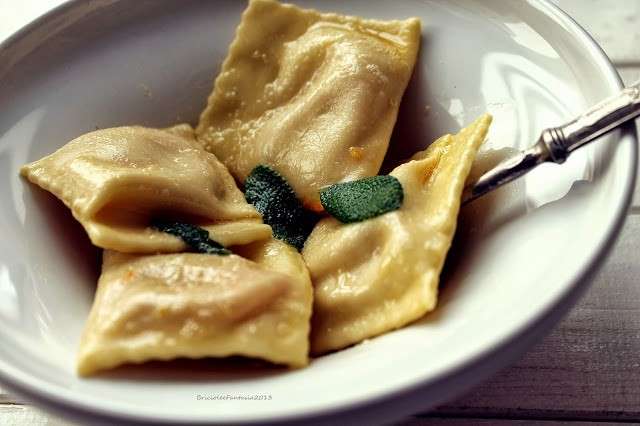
[0,0,637,424]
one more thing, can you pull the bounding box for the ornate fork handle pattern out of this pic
[464,81,640,204]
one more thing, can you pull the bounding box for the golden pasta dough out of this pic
[303,114,492,353]
[21,125,271,253]
[196,0,421,204]
[77,238,312,375]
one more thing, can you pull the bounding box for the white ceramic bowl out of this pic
[0,0,636,424]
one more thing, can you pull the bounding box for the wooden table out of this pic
[1,1,638,424]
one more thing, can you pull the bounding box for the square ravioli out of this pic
[77,238,312,375]
[21,125,271,253]
[302,114,492,354]
[196,0,421,204]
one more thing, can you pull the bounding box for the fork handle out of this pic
[463,81,640,204]
[541,80,640,164]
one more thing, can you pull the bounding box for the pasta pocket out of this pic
[303,114,492,354]
[196,0,421,204]
[77,238,312,375]
[21,125,271,253]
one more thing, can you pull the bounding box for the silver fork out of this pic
[462,81,640,204]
